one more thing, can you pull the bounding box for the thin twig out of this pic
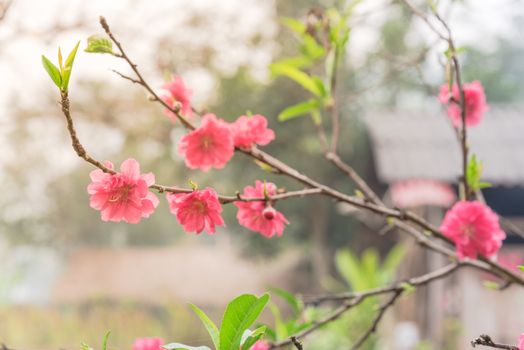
[271,263,461,349]
[471,334,518,349]
[304,263,461,305]
[350,290,403,350]
[99,16,194,130]
[93,17,524,287]
[290,337,304,350]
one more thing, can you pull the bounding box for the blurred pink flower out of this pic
[250,340,269,350]
[87,158,159,224]
[518,333,524,350]
[235,180,288,238]
[231,114,275,148]
[438,80,488,128]
[440,201,505,260]
[178,113,234,171]
[133,337,164,350]
[167,188,225,234]
[161,75,192,121]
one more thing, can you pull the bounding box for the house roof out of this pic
[364,106,524,186]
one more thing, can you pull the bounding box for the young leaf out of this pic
[269,287,301,316]
[278,99,320,122]
[85,34,114,54]
[240,326,267,350]
[81,342,94,350]
[61,41,81,91]
[518,265,524,272]
[270,63,324,97]
[482,280,500,290]
[102,331,111,350]
[163,343,211,350]
[219,293,270,350]
[41,55,62,88]
[189,304,220,350]
[268,303,287,340]
[280,17,306,34]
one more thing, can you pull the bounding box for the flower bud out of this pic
[262,206,276,220]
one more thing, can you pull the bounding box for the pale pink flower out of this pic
[87,159,159,224]
[518,333,524,350]
[178,114,234,171]
[231,114,275,148]
[438,80,488,128]
[250,340,269,350]
[235,180,289,238]
[440,201,505,260]
[167,188,225,234]
[161,75,192,121]
[133,337,164,350]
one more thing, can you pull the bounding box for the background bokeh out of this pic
[1,0,524,349]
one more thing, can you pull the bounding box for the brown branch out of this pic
[304,262,461,305]
[350,290,403,350]
[269,295,367,349]
[328,46,340,153]
[290,337,304,350]
[99,16,194,130]
[399,0,470,199]
[92,17,524,287]
[60,91,324,204]
[271,263,461,349]
[0,0,12,22]
[471,335,518,349]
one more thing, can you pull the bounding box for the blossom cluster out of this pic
[87,76,286,238]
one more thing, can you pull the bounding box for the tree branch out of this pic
[471,335,519,350]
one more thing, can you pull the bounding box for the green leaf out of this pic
[219,293,269,350]
[41,55,62,88]
[85,34,114,54]
[278,99,320,122]
[467,154,491,192]
[382,244,406,276]
[518,265,524,272]
[61,41,80,91]
[81,342,94,350]
[240,326,267,350]
[102,331,111,350]
[162,343,211,350]
[269,288,301,316]
[270,63,324,97]
[189,304,220,350]
[268,303,287,340]
[482,280,500,290]
[335,249,367,291]
[280,17,306,34]
[300,35,325,60]
[478,181,492,189]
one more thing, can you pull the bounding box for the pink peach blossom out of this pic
[178,113,234,171]
[133,338,164,350]
[518,333,524,350]
[161,75,192,121]
[250,340,269,350]
[235,180,289,238]
[167,188,225,234]
[87,159,159,224]
[440,201,505,260]
[231,114,275,148]
[438,80,488,128]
